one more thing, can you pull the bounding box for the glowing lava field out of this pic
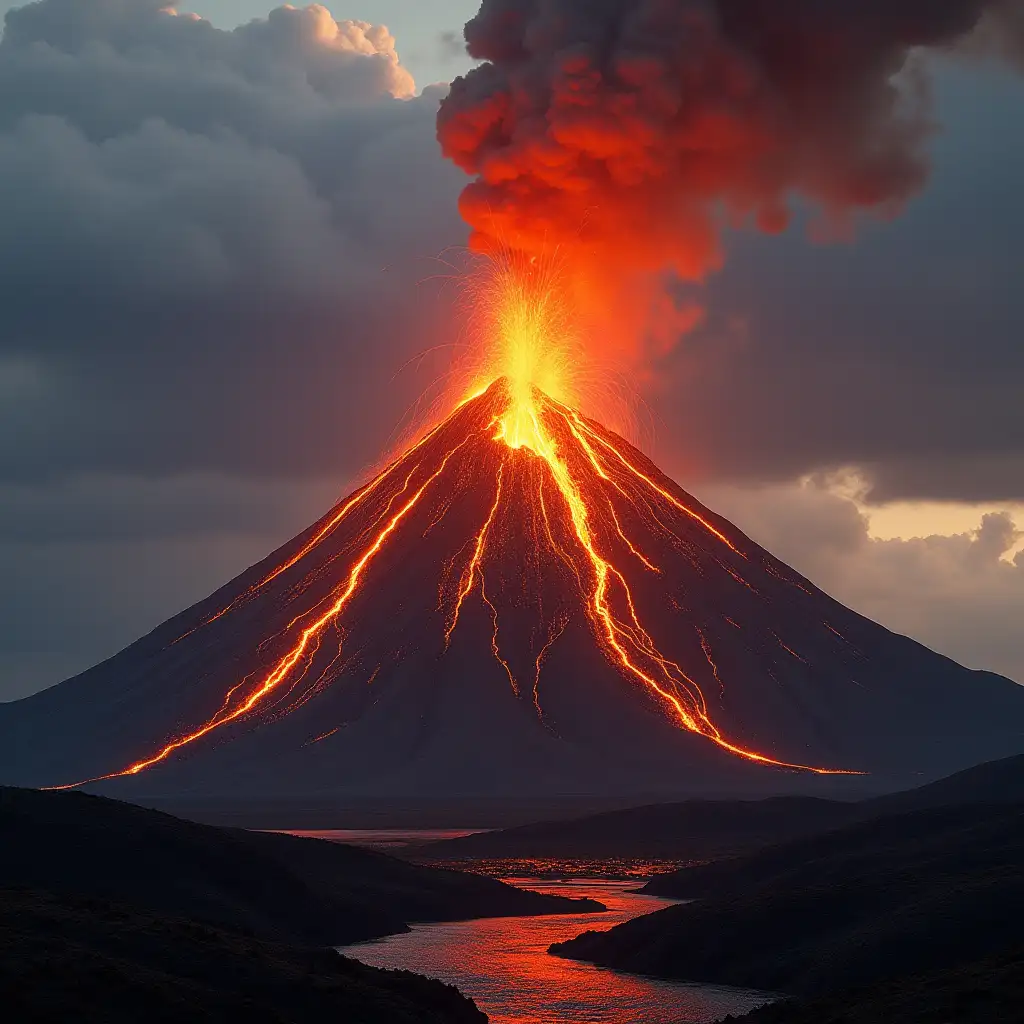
[1,369,1022,802]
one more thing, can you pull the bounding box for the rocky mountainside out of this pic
[1,381,1020,804]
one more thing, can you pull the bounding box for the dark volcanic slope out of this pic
[0,787,601,946]
[1,889,486,1024]
[732,947,1024,1024]
[1,380,1021,802]
[424,753,1024,862]
[866,751,1024,815]
[553,802,1024,996]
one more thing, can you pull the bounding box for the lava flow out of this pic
[49,256,865,792]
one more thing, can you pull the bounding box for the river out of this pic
[341,876,773,1023]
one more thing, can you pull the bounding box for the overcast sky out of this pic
[1,0,1023,701]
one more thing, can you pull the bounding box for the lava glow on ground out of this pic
[52,257,863,789]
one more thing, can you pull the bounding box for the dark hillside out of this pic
[553,802,1024,997]
[424,754,1024,863]
[729,947,1024,1024]
[0,786,601,946]
[865,752,1024,815]
[420,797,855,861]
[1,888,486,1024]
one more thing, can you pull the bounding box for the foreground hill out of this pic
[729,947,1024,1024]
[865,751,1024,814]
[0,787,601,945]
[552,802,1024,996]
[1,888,486,1024]
[423,754,1024,862]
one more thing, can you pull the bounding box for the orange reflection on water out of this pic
[343,877,773,1024]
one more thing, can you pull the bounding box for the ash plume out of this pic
[438,0,1023,347]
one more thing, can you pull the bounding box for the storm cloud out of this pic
[0,0,471,699]
[0,0,465,484]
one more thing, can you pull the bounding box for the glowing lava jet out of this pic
[2,261,1022,801]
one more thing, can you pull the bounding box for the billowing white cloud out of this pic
[0,1,453,303]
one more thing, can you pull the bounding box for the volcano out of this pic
[2,379,1021,805]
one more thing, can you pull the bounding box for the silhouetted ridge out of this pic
[1,889,487,1024]
[0,786,602,946]
[421,753,1024,861]
[552,802,1024,995]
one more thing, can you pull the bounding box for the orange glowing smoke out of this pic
[53,257,862,790]
[437,0,1023,369]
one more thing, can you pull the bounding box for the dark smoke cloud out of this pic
[438,0,1023,284]
[650,82,1024,505]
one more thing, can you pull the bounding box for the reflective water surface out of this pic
[342,877,773,1023]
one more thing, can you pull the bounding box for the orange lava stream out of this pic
[508,400,849,774]
[441,384,857,776]
[446,462,506,644]
[55,434,476,788]
[561,405,740,554]
[170,421,449,643]
[533,614,570,719]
